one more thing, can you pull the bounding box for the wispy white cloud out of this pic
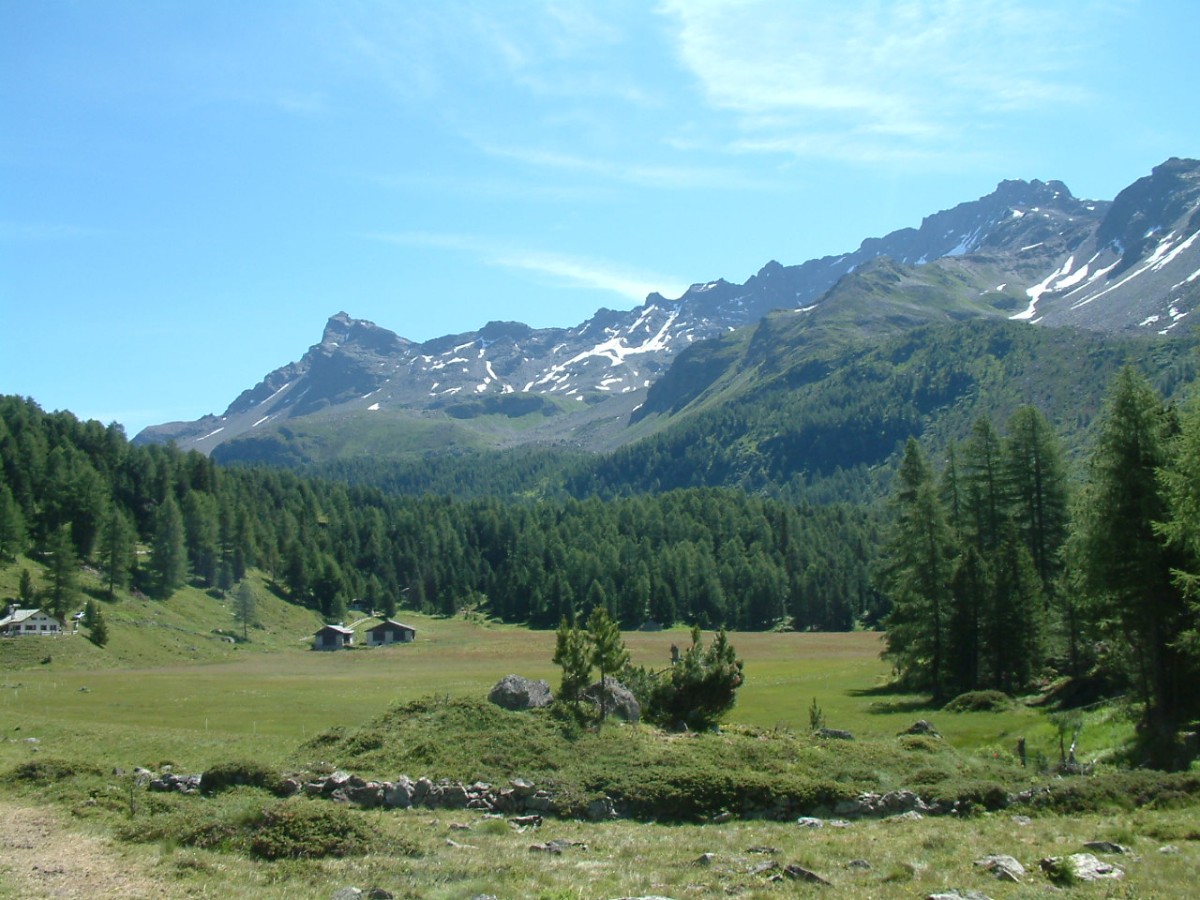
[0,222,108,241]
[659,0,1099,164]
[368,230,682,301]
[481,143,775,191]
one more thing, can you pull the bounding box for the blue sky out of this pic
[2,1,1197,437]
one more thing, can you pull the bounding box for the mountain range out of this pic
[135,158,1200,468]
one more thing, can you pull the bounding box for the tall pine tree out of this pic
[1075,367,1187,764]
[879,439,955,700]
[149,493,188,598]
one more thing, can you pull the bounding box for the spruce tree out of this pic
[89,607,109,647]
[18,568,35,605]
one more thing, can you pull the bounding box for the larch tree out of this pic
[150,493,188,598]
[879,439,955,701]
[1003,405,1069,597]
[45,523,79,620]
[234,579,257,642]
[1156,385,1200,705]
[97,501,135,600]
[1074,367,1188,764]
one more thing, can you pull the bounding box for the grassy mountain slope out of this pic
[580,319,1200,502]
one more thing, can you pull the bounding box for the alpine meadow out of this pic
[5,4,1200,893]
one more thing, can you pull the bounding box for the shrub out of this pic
[248,801,372,860]
[647,626,744,731]
[943,690,1012,712]
[9,758,103,783]
[200,760,283,795]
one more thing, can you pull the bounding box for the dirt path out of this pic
[0,800,159,899]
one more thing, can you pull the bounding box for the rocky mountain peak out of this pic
[135,158,1199,459]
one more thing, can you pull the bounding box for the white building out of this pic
[0,606,65,636]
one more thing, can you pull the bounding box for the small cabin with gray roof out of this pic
[367,619,416,646]
[312,623,355,651]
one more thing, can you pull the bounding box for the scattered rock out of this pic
[488,674,553,711]
[747,845,777,855]
[1159,844,1180,855]
[508,814,542,829]
[331,889,363,900]
[445,838,476,849]
[833,789,933,818]
[817,727,854,740]
[796,817,824,828]
[974,854,1026,882]
[781,863,832,885]
[530,839,586,855]
[902,719,940,737]
[1040,853,1124,882]
[1011,814,1033,826]
[448,822,471,831]
[1083,840,1129,854]
[587,796,617,820]
[927,892,993,900]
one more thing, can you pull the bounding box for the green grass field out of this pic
[2,610,1088,775]
[2,563,1196,899]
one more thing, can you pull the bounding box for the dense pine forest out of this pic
[0,394,880,633]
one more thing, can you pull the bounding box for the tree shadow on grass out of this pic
[850,683,940,715]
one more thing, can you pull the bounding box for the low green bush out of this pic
[200,759,284,795]
[943,690,1012,712]
[247,800,373,860]
[8,757,104,783]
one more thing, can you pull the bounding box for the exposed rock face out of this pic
[487,674,553,710]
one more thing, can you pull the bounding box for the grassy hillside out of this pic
[1,557,323,671]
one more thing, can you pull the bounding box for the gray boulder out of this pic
[582,677,640,722]
[974,854,1026,882]
[488,675,554,711]
[1040,853,1124,882]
